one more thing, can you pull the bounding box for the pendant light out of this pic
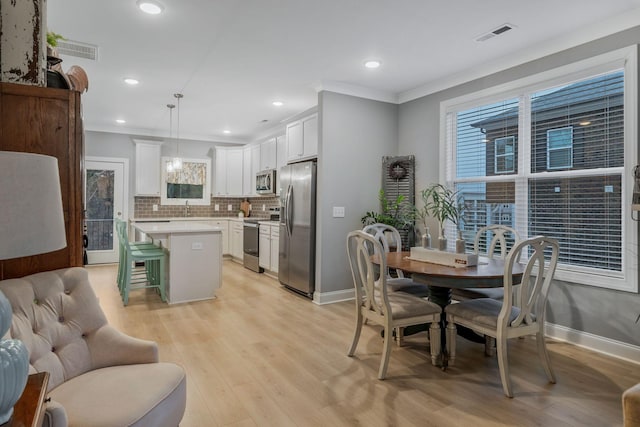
[171,93,184,171]
[166,102,176,173]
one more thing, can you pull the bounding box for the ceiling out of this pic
[48,0,640,144]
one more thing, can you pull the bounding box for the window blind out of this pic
[447,70,626,274]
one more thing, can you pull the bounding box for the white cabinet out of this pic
[227,149,243,195]
[214,148,227,196]
[134,140,162,196]
[214,147,243,196]
[270,225,279,274]
[275,134,286,194]
[286,114,318,163]
[260,138,277,171]
[259,224,271,269]
[251,144,260,196]
[258,222,279,273]
[242,146,252,196]
[230,220,244,260]
[207,219,229,255]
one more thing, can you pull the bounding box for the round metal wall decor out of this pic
[388,161,408,180]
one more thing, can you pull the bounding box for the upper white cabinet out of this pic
[242,146,252,196]
[250,144,260,196]
[286,114,317,163]
[260,138,277,171]
[134,139,163,196]
[275,134,286,194]
[214,147,243,196]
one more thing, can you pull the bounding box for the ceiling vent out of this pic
[56,40,98,61]
[475,23,516,42]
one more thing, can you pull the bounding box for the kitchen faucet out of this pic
[185,200,190,217]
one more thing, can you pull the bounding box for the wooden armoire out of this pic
[0,82,84,279]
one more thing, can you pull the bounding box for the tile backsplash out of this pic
[134,195,280,219]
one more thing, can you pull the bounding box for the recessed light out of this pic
[116,119,126,124]
[364,60,381,69]
[123,78,139,85]
[579,120,591,126]
[272,101,283,107]
[223,130,231,134]
[137,0,163,15]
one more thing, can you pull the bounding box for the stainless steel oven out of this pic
[243,220,263,273]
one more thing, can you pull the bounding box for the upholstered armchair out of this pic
[0,267,186,427]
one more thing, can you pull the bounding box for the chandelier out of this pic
[166,93,183,172]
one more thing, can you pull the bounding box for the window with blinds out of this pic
[442,53,637,292]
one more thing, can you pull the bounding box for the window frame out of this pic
[546,126,574,170]
[494,136,516,174]
[439,46,638,292]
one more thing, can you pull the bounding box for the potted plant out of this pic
[361,189,415,249]
[420,183,465,252]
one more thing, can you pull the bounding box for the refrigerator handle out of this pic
[286,184,294,236]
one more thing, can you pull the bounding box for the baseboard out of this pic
[545,322,640,365]
[313,288,355,305]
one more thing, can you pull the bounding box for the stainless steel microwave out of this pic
[256,169,276,195]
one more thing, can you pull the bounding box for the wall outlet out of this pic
[249,204,252,211]
[152,204,158,212]
[191,242,203,250]
[214,204,220,211]
[262,204,266,211]
[227,204,232,211]
[332,206,345,218]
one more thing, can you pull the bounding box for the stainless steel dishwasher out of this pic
[243,220,263,273]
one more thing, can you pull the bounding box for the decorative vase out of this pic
[456,230,466,254]
[438,227,447,251]
[0,292,28,424]
[421,227,432,249]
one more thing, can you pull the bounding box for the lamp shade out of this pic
[0,151,67,260]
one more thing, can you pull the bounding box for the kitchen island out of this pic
[131,221,223,304]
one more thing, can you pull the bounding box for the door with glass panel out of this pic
[85,158,127,264]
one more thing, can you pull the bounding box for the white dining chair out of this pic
[346,230,442,379]
[444,235,560,397]
[363,223,432,345]
[362,223,430,297]
[453,224,521,301]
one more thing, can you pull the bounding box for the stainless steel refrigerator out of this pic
[279,161,316,298]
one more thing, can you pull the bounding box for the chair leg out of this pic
[536,331,556,384]
[347,311,363,357]
[429,321,441,366]
[496,335,513,397]
[396,327,404,347]
[378,323,394,380]
[445,320,457,366]
[123,255,132,306]
[485,336,496,356]
[158,255,167,302]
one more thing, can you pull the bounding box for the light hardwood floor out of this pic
[88,260,639,427]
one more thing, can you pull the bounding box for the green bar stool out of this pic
[115,219,166,304]
[121,237,167,306]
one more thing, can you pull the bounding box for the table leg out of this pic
[427,286,451,367]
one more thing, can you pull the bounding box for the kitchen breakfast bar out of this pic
[131,221,223,304]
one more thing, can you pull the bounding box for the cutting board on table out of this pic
[240,200,250,217]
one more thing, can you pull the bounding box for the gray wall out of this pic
[316,91,398,295]
[398,27,640,346]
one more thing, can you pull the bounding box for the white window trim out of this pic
[439,46,638,293]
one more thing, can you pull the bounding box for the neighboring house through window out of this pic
[440,47,637,292]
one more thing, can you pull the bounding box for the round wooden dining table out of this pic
[380,251,524,308]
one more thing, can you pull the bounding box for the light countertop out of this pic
[131,216,270,222]
[132,221,223,234]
